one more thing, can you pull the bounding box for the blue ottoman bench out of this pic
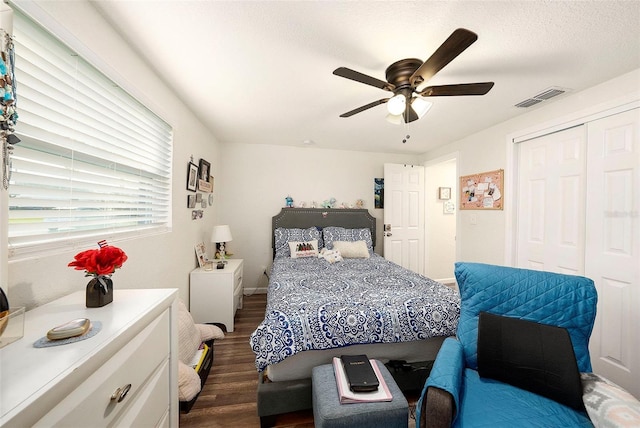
[312,359,409,428]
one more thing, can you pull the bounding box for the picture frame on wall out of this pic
[187,194,196,208]
[198,158,213,192]
[439,187,451,200]
[187,162,198,192]
[374,178,384,209]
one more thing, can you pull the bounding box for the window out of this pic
[8,10,172,259]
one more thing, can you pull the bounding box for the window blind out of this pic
[8,10,172,258]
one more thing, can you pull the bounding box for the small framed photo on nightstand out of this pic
[439,187,451,200]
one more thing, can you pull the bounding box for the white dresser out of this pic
[190,259,243,332]
[0,288,178,428]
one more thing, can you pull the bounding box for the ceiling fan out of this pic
[333,28,494,123]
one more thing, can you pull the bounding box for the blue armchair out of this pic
[417,262,598,427]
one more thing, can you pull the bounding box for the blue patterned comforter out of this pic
[250,254,460,372]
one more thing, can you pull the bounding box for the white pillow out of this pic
[332,240,370,258]
[288,239,319,258]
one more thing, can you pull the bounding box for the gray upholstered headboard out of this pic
[271,208,376,257]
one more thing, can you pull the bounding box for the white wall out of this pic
[4,1,220,309]
[217,143,421,293]
[422,68,640,266]
[425,158,457,281]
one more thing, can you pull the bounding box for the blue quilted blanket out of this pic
[250,254,460,372]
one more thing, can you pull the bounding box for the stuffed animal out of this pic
[285,195,293,207]
[321,197,337,208]
[318,248,343,264]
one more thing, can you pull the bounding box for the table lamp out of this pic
[211,225,233,262]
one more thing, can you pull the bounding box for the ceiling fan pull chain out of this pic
[402,114,410,143]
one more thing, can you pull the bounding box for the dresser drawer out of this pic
[233,264,243,288]
[233,265,243,311]
[112,359,170,427]
[34,310,170,427]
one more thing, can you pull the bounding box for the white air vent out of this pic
[515,98,543,108]
[533,87,566,100]
[515,86,571,108]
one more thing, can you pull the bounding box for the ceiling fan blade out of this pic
[339,98,389,118]
[409,28,478,87]
[333,67,395,92]
[419,82,495,97]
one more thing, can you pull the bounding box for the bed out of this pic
[251,208,460,426]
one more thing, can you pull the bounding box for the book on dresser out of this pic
[332,357,393,404]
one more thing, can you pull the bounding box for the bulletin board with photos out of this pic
[459,169,504,210]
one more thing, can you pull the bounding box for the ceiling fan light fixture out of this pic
[385,113,404,125]
[412,97,433,118]
[387,94,406,115]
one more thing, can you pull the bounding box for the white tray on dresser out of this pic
[0,288,178,428]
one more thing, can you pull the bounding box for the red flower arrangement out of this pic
[68,245,128,277]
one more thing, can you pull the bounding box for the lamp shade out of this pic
[387,94,406,115]
[411,97,433,118]
[211,225,233,243]
[385,113,404,125]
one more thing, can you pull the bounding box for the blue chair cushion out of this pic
[453,369,593,428]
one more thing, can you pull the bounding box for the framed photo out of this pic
[187,194,196,208]
[439,187,451,200]
[194,242,209,268]
[187,162,198,192]
[198,159,212,192]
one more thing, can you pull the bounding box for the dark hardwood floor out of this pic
[179,293,419,428]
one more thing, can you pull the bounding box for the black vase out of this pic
[86,276,113,308]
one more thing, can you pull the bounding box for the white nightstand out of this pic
[189,259,243,332]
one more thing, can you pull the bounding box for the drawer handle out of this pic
[111,383,132,403]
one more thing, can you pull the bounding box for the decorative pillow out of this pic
[323,227,373,254]
[288,239,319,258]
[197,323,225,341]
[178,360,202,401]
[177,300,202,365]
[274,227,322,258]
[581,372,640,428]
[332,240,370,258]
[477,311,584,411]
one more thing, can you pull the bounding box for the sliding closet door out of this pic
[516,108,640,398]
[585,108,640,399]
[516,126,586,274]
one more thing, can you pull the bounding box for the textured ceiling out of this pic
[93,1,640,154]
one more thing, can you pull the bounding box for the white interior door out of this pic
[516,126,586,274]
[383,163,424,274]
[585,108,640,398]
